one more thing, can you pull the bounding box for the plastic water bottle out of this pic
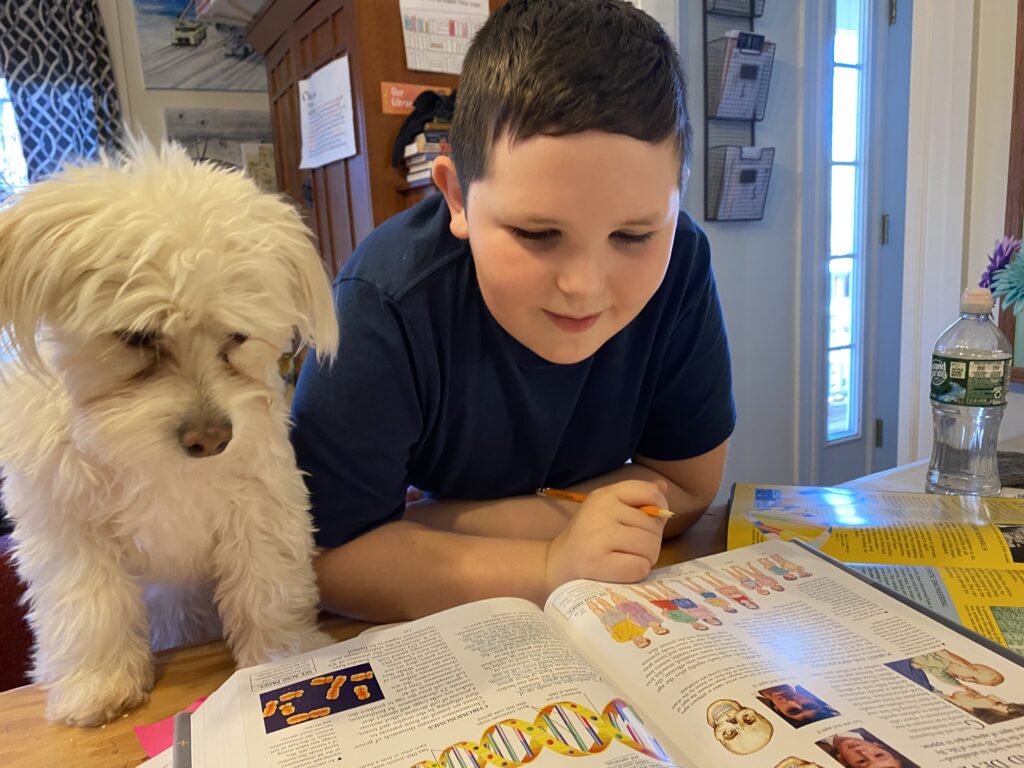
[926,287,1012,495]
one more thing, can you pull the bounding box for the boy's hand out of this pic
[544,480,669,593]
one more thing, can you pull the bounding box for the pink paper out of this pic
[134,696,207,758]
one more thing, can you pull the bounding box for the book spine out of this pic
[407,140,451,155]
[172,711,193,768]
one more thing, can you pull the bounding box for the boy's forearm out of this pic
[313,521,550,622]
[402,493,575,540]
[402,459,717,541]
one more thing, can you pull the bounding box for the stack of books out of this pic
[403,120,450,183]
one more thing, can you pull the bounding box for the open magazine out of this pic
[172,540,1024,768]
[728,484,1024,656]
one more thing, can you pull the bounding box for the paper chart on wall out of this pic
[298,56,357,170]
[398,0,489,75]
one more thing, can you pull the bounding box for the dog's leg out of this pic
[9,497,153,725]
[212,472,332,668]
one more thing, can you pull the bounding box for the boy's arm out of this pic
[315,479,669,622]
[401,441,728,540]
[314,522,551,621]
[314,446,725,622]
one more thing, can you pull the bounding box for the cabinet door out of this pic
[263,0,365,278]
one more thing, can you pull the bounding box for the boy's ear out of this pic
[432,156,469,240]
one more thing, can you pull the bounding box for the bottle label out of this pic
[930,355,1010,406]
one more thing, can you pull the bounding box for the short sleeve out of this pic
[635,228,736,460]
[291,279,423,548]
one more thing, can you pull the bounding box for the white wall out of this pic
[899,0,1022,463]
[963,0,1024,438]
[96,0,267,143]
[678,4,804,496]
[897,2,976,464]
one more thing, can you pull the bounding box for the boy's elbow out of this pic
[312,524,430,623]
[312,539,397,622]
[312,545,353,616]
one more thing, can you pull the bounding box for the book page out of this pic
[545,540,1024,768]
[728,484,1024,569]
[189,597,692,768]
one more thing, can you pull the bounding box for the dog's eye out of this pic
[228,333,248,346]
[116,330,160,348]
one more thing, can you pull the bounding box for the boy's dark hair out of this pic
[450,0,692,192]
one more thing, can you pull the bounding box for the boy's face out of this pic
[448,131,681,364]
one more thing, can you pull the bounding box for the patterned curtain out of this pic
[0,0,123,181]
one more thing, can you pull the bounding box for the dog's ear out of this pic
[266,203,339,363]
[290,237,339,364]
[0,169,104,370]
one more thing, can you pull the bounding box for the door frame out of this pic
[800,0,914,484]
[797,0,832,483]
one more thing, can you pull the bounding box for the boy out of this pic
[292,0,735,621]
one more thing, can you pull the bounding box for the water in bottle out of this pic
[926,287,1012,495]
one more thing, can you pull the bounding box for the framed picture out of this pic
[133,0,266,91]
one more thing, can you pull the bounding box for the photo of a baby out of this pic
[756,683,840,727]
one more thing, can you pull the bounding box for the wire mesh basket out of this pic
[705,145,774,221]
[705,0,765,18]
[706,31,775,120]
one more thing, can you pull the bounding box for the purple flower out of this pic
[980,236,1022,288]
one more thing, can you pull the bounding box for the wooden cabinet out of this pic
[248,0,500,277]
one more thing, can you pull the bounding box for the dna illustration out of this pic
[410,698,670,767]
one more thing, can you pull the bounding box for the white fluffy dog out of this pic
[0,143,338,726]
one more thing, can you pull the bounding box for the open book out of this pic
[728,484,1024,656]
[173,540,1024,768]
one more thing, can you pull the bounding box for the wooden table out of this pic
[0,506,729,767]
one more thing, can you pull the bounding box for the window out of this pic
[826,0,865,441]
[0,77,28,204]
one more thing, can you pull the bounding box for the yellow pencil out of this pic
[536,487,674,519]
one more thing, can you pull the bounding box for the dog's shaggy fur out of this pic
[0,143,338,726]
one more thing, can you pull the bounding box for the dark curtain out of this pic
[0,0,123,181]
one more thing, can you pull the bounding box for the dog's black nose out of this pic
[179,423,232,458]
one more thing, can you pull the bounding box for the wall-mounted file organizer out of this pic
[706,31,775,120]
[706,145,774,221]
[703,0,775,222]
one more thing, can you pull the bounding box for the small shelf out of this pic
[705,0,765,18]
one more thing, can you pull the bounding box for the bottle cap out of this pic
[961,286,993,314]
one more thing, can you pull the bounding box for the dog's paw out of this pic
[236,628,336,668]
[279,628,335,657]
[45,665,154,727]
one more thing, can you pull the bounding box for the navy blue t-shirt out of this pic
[292,195,735,548]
